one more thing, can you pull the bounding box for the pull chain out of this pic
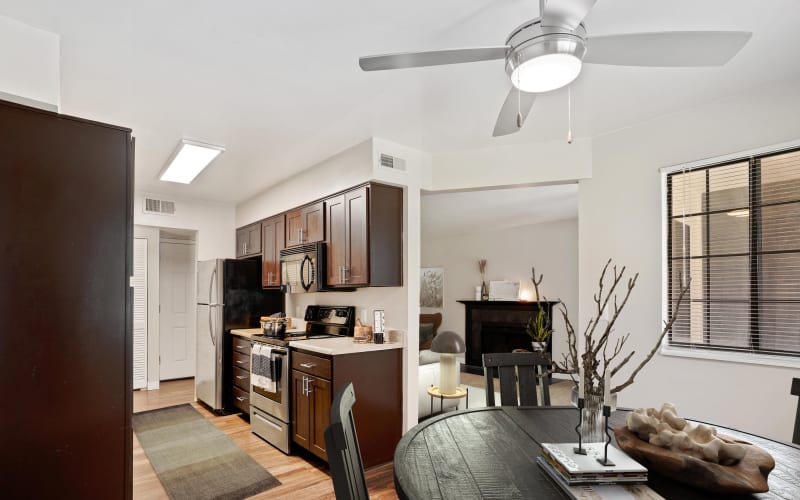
[567,85,573,144]
[516,53,522,129]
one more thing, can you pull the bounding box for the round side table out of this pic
[427,385,469,416]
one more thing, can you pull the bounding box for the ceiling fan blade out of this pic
[584,31,752,67]
[493,88,536,137]
[359,46,509,71]
[541,0,598,30]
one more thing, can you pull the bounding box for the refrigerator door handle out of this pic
[209,266,217,305]
[209,305,216,347]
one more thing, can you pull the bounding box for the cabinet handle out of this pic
[235,375,247,380]
[235,360,245,364]
[300,363,315,369]
[339,266,343,284]
[343,267,349,283]
[244,241,247,254]
[236,396,246,402]
[302,376,308,396]
[235,343,247,349]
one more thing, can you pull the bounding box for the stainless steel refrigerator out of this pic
[195,258,282,412]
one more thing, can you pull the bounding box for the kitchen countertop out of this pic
[229,328,403,355]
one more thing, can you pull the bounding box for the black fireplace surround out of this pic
[458,300,558,374]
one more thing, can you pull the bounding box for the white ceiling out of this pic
[2,1,800,203]
[421,184,578,239]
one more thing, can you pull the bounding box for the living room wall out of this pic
[421,217,579,368]
[581,77,800,442]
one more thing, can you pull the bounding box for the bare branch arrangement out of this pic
[549,258,691,396]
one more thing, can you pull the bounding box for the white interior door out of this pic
[132,238,148,390]
[159,241,196,380]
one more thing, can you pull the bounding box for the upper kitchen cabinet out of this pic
[236,222,262,258]
[286,201,324,247]
[326,183,402,288]
[261,214,285,288]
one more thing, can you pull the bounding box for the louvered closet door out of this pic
[132,238,148,389]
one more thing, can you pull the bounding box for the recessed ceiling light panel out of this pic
[159,139,225,184]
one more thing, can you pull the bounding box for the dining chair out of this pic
[792,377,800,445]
[324,382,369,500]
[482,352,551,407]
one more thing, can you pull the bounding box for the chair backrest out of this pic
[792,377,800,445]
[482,352,551,407]
[419,313,442,350]
[324,382,369,500]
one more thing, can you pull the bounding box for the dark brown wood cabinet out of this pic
[326,183,402,288]
[1,99,133,498]
[236,222,262,258]
[230,337,252,413]
[286,201,324,247]
[291,348,402,467]
[261,214,285,288]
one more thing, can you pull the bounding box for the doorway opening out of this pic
[133,225,198,391]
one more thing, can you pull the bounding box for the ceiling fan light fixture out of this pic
[511,53,582,93]
[506,31,586,93]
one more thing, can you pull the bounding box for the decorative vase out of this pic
[571,386,617,443]
[480,280,489,301]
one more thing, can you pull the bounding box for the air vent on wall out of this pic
[379,153,406,171]
[143,197,176,216]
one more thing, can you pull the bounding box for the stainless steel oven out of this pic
[250,342,291,453]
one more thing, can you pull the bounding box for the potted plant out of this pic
[526,269,551,352]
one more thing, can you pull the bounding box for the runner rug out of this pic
[133,404,280,499]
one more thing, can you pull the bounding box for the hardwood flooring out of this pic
[133,379,397,500]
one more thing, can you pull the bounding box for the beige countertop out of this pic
[229,328,402,355]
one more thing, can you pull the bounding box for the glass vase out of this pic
[571,386,617,443]
[480,281,489,301]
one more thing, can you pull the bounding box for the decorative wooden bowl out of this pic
[615,426,775,494]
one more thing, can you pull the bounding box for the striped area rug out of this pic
[133,404,280,500]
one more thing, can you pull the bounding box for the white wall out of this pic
[580,77,800,442]
[236,137,426,430]
[0,15,59,110]
[421,218,579,369]
[429,138,592,191]
[134,192,236,261]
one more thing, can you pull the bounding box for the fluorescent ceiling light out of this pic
[159,139,225,184]
[727,209,750,217]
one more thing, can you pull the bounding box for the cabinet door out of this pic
[262,215,286,288]
[345,187,369,286]
[236,228,248,257]
[326,194,346,286]
[303,201,324,243]
[309,375,332,460]
[291,370,310,449]
[262,219,276,288]
[247,224,262,255]
[286,208,303,247]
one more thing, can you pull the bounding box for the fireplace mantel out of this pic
[457,300,559,374]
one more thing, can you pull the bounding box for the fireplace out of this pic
[457,300,557,374]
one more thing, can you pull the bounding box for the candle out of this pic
[578,366,584,399]
[603,371,611,405]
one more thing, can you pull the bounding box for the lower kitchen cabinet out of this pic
[291,348,402,467]
[230,337,252,413]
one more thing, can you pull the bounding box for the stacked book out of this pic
[538,442,649,489]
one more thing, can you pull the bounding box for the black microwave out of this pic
[279,242,327,293]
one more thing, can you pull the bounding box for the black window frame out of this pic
[666,147,800,357]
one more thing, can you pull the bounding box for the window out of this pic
[666,148,800,357]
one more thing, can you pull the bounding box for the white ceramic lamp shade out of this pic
[430,331,466,395]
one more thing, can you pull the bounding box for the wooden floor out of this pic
[133,379,397,499]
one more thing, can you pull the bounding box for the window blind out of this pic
[666,148,800,356]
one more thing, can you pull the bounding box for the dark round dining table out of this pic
[393,406,800,499]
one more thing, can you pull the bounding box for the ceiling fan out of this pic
[358,0,751,137]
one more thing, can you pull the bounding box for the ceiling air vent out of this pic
[379,153,406,171]
[143,197,176,216]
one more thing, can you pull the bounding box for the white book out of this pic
[541,443,648,480]
[538,457,663,499]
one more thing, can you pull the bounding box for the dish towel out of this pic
[251,343,277,393]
